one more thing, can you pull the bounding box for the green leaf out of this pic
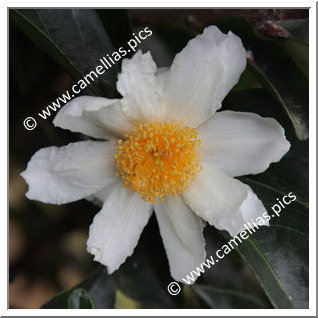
[192,285,266,309]
[278,38,309,78]
[217,18,309,140]
[222,221,308,309]
[192,225,271,309]
[42,267,116,309]
[234,172,308,309]
[10,9,119,97]
[67,288,94,309]
[232,68,261,91]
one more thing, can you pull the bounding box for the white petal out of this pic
[165,26,246,127]
[218,187,269,237]
[86,180,120,207]
[156,67,169,92]
[198,111,291,177]
[53,96,133,139]
[154,195,206,283]
[21,141,117,205]
[87,184,152,273]
[182,162,268,237]
[117,50,166,123]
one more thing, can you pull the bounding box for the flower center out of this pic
[114,121,202,203]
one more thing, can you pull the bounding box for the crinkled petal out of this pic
[87,184,152,273]
[21,141,117,205]
[117,50,166,123]
[198,111,290,177]
[164,26,246,127]
[154,195,206,283]
[182,162,269,236]
[53,96,133,139]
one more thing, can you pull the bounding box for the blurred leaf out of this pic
[278,38,309,78]
[67,288,94,309]
[192,285,265,309]
[217,18,308,140]
[154,22,193,56]
[278,18,309,42]
[10,9,119,97]
[115,290,140,309]
[232,68,261,91]
[42,267,115,308]
[97,9,133,54]
[114,248,177,309]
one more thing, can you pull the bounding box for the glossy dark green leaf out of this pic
[10,9,119,97]
[237,167,308,309]
[42,267,116,308]
[192,225,271,309]
[192,285,265,309]
[222,222,308,309]
[67,288,94,309]
[216,18,309,140]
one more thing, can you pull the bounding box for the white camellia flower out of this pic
[21,26,290,283]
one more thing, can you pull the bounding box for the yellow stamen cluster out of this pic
[114,121,202,203]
